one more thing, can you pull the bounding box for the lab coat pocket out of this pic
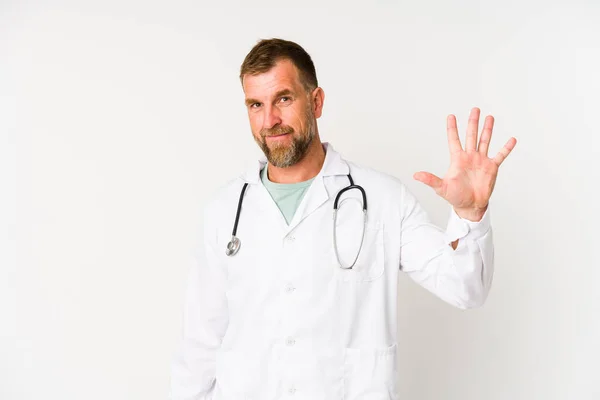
[215,349,263,399]
[342,343,398,400]
[333,226,385,283]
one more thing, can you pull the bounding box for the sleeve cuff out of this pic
[445,205,491,244]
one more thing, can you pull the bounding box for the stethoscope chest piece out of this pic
[226,236,241,256]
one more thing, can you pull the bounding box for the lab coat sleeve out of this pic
[169,208,228,400]
[398,184,494,309]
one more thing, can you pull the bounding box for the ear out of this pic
[311,87,325,118]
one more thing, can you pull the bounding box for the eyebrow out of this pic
[245,88,295,106]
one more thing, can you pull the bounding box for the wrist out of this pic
[454,205,488,222]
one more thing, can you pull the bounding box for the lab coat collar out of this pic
[240,142,349,234]
[240,142,350,184]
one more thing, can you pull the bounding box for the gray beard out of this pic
[256,112,316,168]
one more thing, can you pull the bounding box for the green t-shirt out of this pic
[260,165,315,225]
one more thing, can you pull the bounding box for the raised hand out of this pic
[413,107,517,222]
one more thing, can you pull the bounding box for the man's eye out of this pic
[280,97,290,103]
[251,103,261,108]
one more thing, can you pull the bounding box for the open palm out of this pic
[414,107,517,221]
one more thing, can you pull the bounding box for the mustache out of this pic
[261,125,294,138]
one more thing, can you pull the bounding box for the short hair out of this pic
[239,38,318,93]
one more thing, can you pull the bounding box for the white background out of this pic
[2,1,598,399]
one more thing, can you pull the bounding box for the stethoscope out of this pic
[226,174,367,269]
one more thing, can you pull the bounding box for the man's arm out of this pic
[399,107,514,308]
[169,209,228,400]
[398,184,494,309]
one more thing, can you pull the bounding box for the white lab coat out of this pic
[169,142,493,400]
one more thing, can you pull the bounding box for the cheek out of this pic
[248,113,263,134]
[284,106,305,130]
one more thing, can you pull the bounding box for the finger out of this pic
[465,107,480,153]
[447,114,462,156]
[478,115,494,156]
[413,171,443,191]
[493,137,517,166]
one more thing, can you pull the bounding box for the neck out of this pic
[267,137,326,184]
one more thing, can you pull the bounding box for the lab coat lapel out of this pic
[285,143,349,234]
[239,159,290,233]
[285,173,329,234]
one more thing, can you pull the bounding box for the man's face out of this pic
[242,59,316,168]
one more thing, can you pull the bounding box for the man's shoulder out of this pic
[343,158,408,193]
[340,158,417,220]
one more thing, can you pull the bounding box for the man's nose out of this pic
[263,105,282,130]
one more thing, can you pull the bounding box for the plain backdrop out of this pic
[2,0,598,399]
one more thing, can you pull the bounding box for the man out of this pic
[169,38,516,400]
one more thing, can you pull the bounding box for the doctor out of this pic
[169,38,516,400]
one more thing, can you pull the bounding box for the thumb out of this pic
[413,171,443,190]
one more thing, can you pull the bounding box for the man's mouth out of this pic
[265,132,292,139]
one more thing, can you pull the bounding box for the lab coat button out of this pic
[286,337,296,346]
[288,387,296,394]
[285,283,296,293]
[286,236,296,242]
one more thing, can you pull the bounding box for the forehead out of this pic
[242,59,303,98]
